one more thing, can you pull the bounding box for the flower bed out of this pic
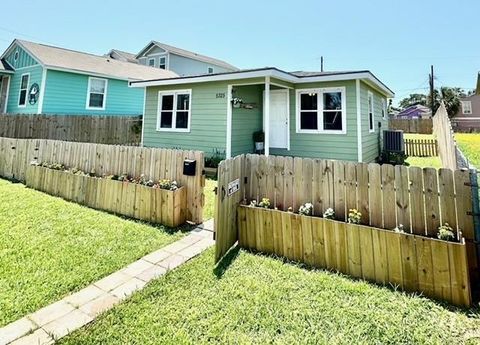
[237,204,471,307]
[26,164,186,227]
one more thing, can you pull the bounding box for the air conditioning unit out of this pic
[383,130,404,153]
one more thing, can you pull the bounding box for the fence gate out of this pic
[214,155,245,262]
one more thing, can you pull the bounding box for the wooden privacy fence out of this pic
[433,103,458,170]
[215,154,478,306]
[0,114,142,145]
[404,138,438,157]
[237,206,471,306]
[26,166,186,227]
[389,118,433,134]
[0,137,204,223]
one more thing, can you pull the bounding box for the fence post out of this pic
[470,169,480,278]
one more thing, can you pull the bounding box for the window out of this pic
[368,91,374,132]
[159,56,166,69]
[207,67,214,74]
[461,101,472,115]
[296,87,346,134]
[86,77,107,110]
[14,50,19,61]
[157,90,191,132]
[18,74,29,107]
[148,58,155,67]
[381,98,387,119]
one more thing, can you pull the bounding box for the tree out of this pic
[399,87,466,117]
[399,93,427,109]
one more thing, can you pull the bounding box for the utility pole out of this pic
[320,56,324,72]
[429,65,434,114]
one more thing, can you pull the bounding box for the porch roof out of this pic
[129,67,394,97]
[0,59,14,74]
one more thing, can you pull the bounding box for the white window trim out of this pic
[86,77,108,110]
[148,58,155,67]
[158,54,167,69]
[381,98,387,120]
[18,73,30,108]
[368,91,374,133]
[156,89,192,133]
[295,87,347,135]
[461,101,472,115]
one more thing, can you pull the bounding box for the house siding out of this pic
[143,81,230,156]
[168,53,233,76]
[4,44,38,69]
[231,85,263,156]
[6,64,43,114]
[41,69,144,115]
[271,80,359,161]
[360,81,388,163]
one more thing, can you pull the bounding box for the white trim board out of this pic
[130,68,394,98]
[356,79,363,162]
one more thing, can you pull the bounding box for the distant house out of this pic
[104,49,138,64]
[451,73,480,131]
[395,104,432,119]
[130,68,393,162]
[0,39,176,115]
[133,41,238,76]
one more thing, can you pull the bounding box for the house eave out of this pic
[129,68,394,97]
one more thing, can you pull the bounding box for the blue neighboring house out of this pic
[0,39,177,115]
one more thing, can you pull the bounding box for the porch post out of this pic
[264,77,270,156]
[226,84,232,159]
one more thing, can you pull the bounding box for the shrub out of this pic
[258,198,271,209]
[298,203,313,216]
[347,209,362,224]
[157,179,178,191]
[323,208,335,220]
[394,224,405,233]
[252,131,265,143]
[437,223,456,242]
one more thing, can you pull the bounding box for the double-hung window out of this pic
[297,87,346,134]
[148,58,155,67]
[381,98,387,119]
[159,56,167,69]
[157,90,191,132]
[461,101,472,115]
[86,77,107,110]
[368,91,374,132]
[18,74,29,107]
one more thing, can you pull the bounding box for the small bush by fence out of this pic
[0,114,142,145]
[215,154,478,306]
[389,118,433,134]
[404,138,438,157]
[0,137,204,223]
[26,165,186,227]
[238,206,471,306]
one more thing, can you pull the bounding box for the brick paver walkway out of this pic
[0,221,215,345]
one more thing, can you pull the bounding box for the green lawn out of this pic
[203,178,217,220]
[60,248,480,344]
[406,156,442,169]
[0,179,185,327]
[455,133,480,169]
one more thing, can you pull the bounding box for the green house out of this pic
[131,68,394,162]
[0,39,176,115]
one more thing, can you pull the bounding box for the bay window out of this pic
[297,87,346,134]
[157,90,191,132]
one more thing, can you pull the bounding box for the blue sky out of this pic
[1,0,478,104]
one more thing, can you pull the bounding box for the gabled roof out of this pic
[105,49,138,63]
[136,40,238,71]
[130,67,395,97]
[0,59,14,74]
[2,39,178,81]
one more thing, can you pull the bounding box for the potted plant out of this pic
[253,130,265,152]
[232,97,243,108]
[204,149,224,178]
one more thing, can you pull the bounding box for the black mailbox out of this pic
[183,159,196,176]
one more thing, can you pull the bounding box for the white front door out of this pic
[265,89,289,149]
